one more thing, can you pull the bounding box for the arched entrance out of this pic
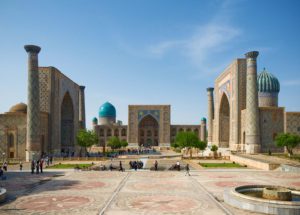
[7,133,15,158]
[61,92,74,156]
[219,93,230,147]
[138,115,159,147]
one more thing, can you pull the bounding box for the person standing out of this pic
[36,160,40,174]
[19,161,23,171]
[40,159,44,173]
[185,164,190,176]
[154,160,158,171]
[176,161,180,171]
[3,161,8,171]
[31,160,35,174]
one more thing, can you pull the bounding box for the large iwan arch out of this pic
[219,93,230,147]
[60,92,75,155]
[138,114,159,147]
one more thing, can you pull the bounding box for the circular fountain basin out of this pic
[224,185,300,215]
[262,187,292,201]
[0,188,7,203]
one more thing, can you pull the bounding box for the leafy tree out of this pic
[120,140,128,148]
[211,144,218,152]
[107,136,122,151]
[194,141,207,156]
[210,144,218,158]
[76,129,99,156]
[171,142,179,149]
[275,133,300,156]
[175,131,200,158]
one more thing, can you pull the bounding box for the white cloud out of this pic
[147,23,241,75]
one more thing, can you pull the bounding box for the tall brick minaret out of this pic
[24,45,41,161]
[245,51,260,154]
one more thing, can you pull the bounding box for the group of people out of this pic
[30,156,53,174]
[129,160,144,170]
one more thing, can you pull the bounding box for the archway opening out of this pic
[138,115,159,147]
[219,93,230,147]
[8,133,15,158]
[61,92,74,156]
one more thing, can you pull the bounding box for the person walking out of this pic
[19,161,23,171]
[119,161,124,172]
[31,160,35,174]
[154,160,158,171]
[185,164,190,176]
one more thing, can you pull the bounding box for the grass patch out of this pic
[46,163,94,169]
[199,162,246,168]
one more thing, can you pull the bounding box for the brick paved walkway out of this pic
[0,168,299,214]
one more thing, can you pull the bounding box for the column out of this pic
[207,87,214,145]
[200,118,207,141]
[24,45,41,161]
[79,86,86,129]
[245,51,260,154]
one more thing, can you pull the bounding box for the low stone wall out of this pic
[230,154,280,170]
[281,164,300,173]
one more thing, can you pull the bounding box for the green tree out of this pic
[175,131,200,158]
[211,144,218,152]
[76,129,99,156]
[120,139,128,148]
[210,144,218,158]
[194,141,207,156]
[107,136,122,151]
[275,133,300,156]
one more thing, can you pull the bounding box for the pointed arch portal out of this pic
[61,92,75,154]
[219,93,230,147]
[138,114,159,147]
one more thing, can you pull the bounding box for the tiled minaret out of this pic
[207,88,214,146]
[24,45,41,161]
[79,86,86,129]
[245,51,260,154]
[200,117,207,142]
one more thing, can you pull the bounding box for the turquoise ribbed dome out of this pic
[257,68,280,93]
[92,117,98,123]
[201,117,206,122]
[99,102,116,118]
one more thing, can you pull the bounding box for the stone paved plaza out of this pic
[0,167,299,215]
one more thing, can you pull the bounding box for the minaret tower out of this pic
[207,87,214,146]
[245,51,261,154]
[24,45,41,161]
[79,86,86,129]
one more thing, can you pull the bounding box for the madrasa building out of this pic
[206,51,300,154]
[92,103,207,148]
[0,45,85,161]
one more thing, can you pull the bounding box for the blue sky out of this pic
[1,0,300,128]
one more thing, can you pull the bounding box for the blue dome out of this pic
[201,117,206,122]
[257,68,280,93]
[92,117,98,123]
[99,102,116,118]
